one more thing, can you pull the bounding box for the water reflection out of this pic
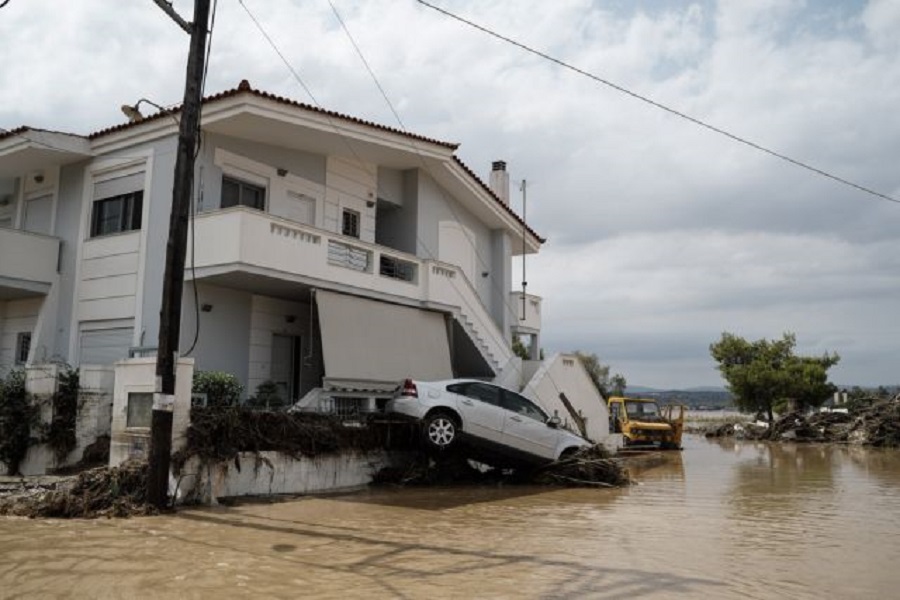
[2,439,900,598]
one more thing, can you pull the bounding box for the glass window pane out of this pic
[221,177,240,208]
[243,185,265,210]
[468,383,501,406]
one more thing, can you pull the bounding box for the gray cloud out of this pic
[1,0,896,388]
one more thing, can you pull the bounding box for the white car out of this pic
[387,378,591,465]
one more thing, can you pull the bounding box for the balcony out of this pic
[509,291,542,333]
[187,207,513,368]
[188,207,424,301]
[0,228,60,299]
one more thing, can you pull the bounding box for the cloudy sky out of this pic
[2,0,898,388]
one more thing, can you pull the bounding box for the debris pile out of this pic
[0,461,154,519]
[704,396,900,447]
[374,445,631,488]
[532,445,632,487]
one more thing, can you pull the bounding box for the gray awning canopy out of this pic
[316,290,453,392]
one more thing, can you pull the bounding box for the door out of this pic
[79,326,133,365]
[447,381,506,444]
[271,334,301,402]
[500,389,559,459]
[284,191,316,226]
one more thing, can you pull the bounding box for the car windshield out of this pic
[625,400,660,418]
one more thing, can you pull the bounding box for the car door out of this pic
[500,390,560,460]
[446,382,506,446]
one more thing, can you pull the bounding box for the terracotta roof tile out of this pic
[89,80,459,151]
[0,126,30,141]
[4,82,542,243]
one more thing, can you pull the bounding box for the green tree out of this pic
[512,335,529,360]
[709,332,839,423]
[610,373,628,397]
[573,351,626,398]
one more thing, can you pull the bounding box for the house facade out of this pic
[0,80,607,440]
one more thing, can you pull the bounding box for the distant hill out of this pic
[624,386,734,409]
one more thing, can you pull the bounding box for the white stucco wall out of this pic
[109,357,193,468]
[2,364,114,476]
[180,450,405,505]
[523,353,610,444]
[0,297,42,372]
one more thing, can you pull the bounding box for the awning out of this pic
[316,290,453,392]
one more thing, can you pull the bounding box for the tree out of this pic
[709,332,839,423]
[573,351,626,398]
[512,335,529,360]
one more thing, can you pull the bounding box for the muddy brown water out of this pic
[2,436,900,599]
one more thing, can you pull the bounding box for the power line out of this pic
[327,1,576,406]
[237,0,320,106]
[415,0,900,206]
[238,1,528,388]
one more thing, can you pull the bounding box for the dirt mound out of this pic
[0,461,155,519]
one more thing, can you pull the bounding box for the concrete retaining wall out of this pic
[178,450,405,505]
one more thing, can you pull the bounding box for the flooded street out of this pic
[3,436,900,599]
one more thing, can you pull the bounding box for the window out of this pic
[90,191,143,237]
[15,332,31,365]
[502,390,548,422]
[126,392,153,428]
[222,176,265,211]
[448,382,502,407]
[342,208,360,238]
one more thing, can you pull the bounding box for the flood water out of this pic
[2,436,900,599]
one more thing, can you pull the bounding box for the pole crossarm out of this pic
[151,0,192,34]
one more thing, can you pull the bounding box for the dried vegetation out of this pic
[704,396,900,447]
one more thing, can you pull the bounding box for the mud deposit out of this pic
[2,436,899,599]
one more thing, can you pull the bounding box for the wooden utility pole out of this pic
[147,0,211,509]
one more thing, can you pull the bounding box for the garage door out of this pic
[316,290,453,391]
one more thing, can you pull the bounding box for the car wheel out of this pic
[558,447,579,461]
[423,411,459,450]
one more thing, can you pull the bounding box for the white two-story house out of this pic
[0,80,607,440]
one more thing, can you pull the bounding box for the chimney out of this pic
[489,160,510,205]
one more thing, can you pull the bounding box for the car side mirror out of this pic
[547,415,561,428]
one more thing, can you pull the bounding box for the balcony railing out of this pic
[510,291,542,332]
[0,227,60,296]
[187,206,516,367]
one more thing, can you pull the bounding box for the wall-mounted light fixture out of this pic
[366,200,375,208]
[121,98,178,124]
[277,168,288,177]
[201,303,213,313]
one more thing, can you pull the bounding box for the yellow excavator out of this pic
[607,396,684,450]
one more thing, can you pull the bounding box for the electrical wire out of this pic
[237,0,321,106]
[327,0,575,407]
[415,0,900,206]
